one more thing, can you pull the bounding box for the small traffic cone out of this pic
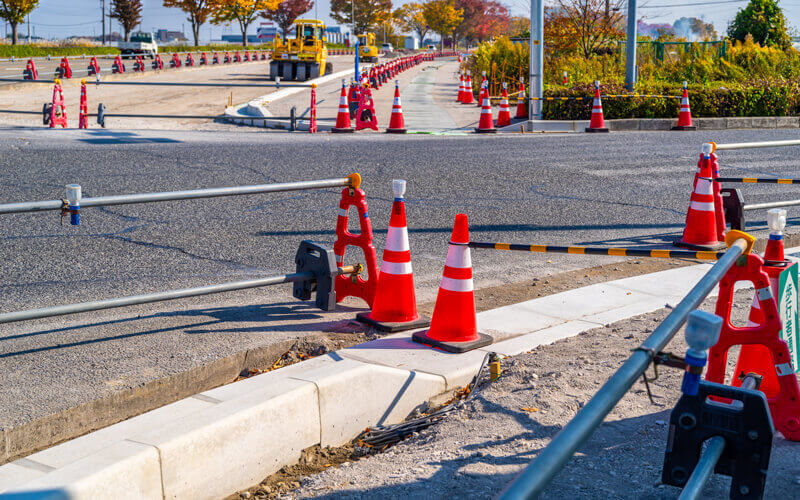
[475,84,497,134]
[412,214,493,353]
[674,144,726,250]
[672,81,696,131]
[462,71,475,104]
[457,72,465,103]
[356,180,429,332]
[496,82,511,127]
[332,80,354,133]
[515,78,528,119]
[386,80,407,134]
[585,81,608,133]
[764,208,787,262]
[562,71,568,85]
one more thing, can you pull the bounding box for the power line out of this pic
[640,0,746,7]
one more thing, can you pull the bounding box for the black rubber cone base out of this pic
[585,127,609,133]
[672,126,697,131]
[474,128,498,134]
[412,329,493,353]
[386,128,407,134]
[673,238,727,251]
[356,312,431,333]
[331,127,355,133]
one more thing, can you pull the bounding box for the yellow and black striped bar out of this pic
[527,94,681,101]
[465,242,725,260]
[715,177,800,184]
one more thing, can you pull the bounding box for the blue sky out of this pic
[10,0,800,42]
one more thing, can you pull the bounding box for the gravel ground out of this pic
[284,289,800,500]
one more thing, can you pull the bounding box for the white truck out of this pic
[118,32,158,59]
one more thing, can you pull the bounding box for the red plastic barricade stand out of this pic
[133,55,145,72]
[78,79,88,129]
[87,56,101,76]
[170,53,181,68]
[112,55,125,74]
[234,51,241,63]
[185,53,195,67]
[309,83,317,134]
[333,174,379,307]
[212,52,220,64]
[224,52,231,63]
[355,85,379,132]
[706,232,800,441]
[244,50,251,62]
[57,57,72,79]
[260,51,267,61]
[23,58,38,80]
[200,52,208,66]
[152,54,164,70]
[49,79,68,129]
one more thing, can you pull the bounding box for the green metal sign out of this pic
[778,262,800,374]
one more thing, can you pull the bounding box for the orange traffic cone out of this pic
[386,80,407,134]
[515,78,528,119]
[357,180,430,332]
[332,80,354,133]
[462,71,475,105]
[412,214,493,353]
[585,81,608,133]
[457,71,465,103]
[496,82,511,127]
[673,81,696,131]
[674,144,726,250]
[475,83,497,134]
[764,209,787,262]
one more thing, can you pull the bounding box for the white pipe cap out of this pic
[702,143,713,155]
[65,184,81,205]
[767,208,787,232]
[393,179,406,198]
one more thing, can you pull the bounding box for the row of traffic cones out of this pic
[353,179,492,353]
[586,80,694,132]
[332,79,409,133]
[471,79,528,132]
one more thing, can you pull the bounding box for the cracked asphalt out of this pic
[1,126,799,440]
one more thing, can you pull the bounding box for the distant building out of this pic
[156,29,186,43]
[325,26,349,44]
[221,34,262,44]
[257,22,278,41]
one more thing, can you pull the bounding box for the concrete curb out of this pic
[9,243,797,498]
[522,116,800,133]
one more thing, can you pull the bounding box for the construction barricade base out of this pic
[331,128,355,133]
[386,128,407,134]
[355,312,431,333]
[474,128,498,134]
[671,125,697,131]
[672,238,727,251]
[411,330,493,353]
[585,127,609,133]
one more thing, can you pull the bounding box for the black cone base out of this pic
[673,238,727,251]
[585,127,609,133]
[411,329,493,353]
[356,312,431,332]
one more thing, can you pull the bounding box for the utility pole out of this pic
[26,14,30,43]
[529,0,544,120]
[101,0,105,44]
[625,0,637,90]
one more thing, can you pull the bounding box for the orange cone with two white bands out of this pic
[496,82,511,127]
[475,82,497,134]
[332,80,354,133]
[457,71,465,103]
[413,214,493,353]
[674,144,726,250]
[386,80,407,134]
[515,78,528,119]
[672,81,696,131]
[462,71,475,105]
[585,81,609,133]
[357,180,429,332]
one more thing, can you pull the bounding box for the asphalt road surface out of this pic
[1,127,799,439]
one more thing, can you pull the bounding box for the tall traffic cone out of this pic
[412,214,493,353]
[332,80,354,133]
[356,180,430,332]
[475,83,497,134]
[457,71,465,103]
[462,71,475,104]
[585,81,609,133]
[674,144,726,250]
[386,80,407,134]
[496,82,511,127]
[672,81,696,131]
[515,78,528,119]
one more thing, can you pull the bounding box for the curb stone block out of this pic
[776,116,800,128]
[696,117,726,130]
[479,320,600,357]
[608,119,640,131]
[638,118,673,131]
[0,463,47,493]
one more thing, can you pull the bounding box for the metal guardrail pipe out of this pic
[0,176,357,215]
[678,436,726,500]
[712,140,800,151]
[498,236,750,499]
[743,199,800,211]
[0,265,356,325]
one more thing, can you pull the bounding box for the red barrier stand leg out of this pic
[309,84,317,134]
[355,85,379,132]
[50,80,68,129]
[78,79,88,129]
[333,175,379,307]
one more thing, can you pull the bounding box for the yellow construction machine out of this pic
[357,33,379,62]
[270,19,331,81]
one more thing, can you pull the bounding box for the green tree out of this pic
[0,0,39,45]
[209,0,281,47]
[394,3,428,43]
[330,0,392,35]
[422,0,463,50]
[163,0,213,47]
[110,0,143,42]
[727,0,791,49]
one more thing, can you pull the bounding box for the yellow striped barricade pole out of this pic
[463,242,725,260]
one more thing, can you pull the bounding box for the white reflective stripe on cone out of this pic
[444,245,472,268]
[338,208,348,217]
[381,260,412,275]
[440,276,474,292]
[689,201,715,211]
[696,178,713,195]
[385,226,410,251]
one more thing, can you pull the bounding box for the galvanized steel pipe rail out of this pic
[678,436,726,500]
[711,139,800,151]
[0,175,358,215]
[0,265,358,325]
[499,235,751,499]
